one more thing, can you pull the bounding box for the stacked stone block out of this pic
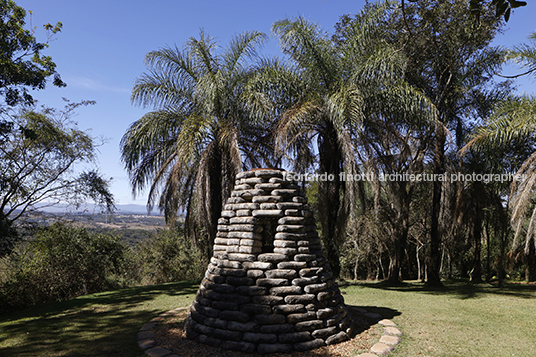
[185,168,353,353]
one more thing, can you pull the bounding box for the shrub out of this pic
[0,223,127,313]
[131,227,204,285]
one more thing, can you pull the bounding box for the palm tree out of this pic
[462,94,536,281]
[120,31,274,258]
[269,1,435,281]
[460,33,536,282]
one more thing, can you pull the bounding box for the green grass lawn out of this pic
[342,281,536,357]
[0,281,198,357]
[1,280,535,356]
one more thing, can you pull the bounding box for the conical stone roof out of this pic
[185,168,353,354]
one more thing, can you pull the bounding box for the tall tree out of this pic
[376,0,506,285]
[462,94,536,281]
[271,1,435,280]
[0,101,114,255]
[0,0,65,109]
[121,31,274,259]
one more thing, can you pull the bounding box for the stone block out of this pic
[265,269,297,279]
[258,253,287,262]
[278,331,312,343]
[295,319,324,331]
[252,295,284,305]
[304,282,327,293]
[219,310,250,323]
[239,245,261,254]
[312,326,337,339]
[273,304,306,314]
[292,276,319,286]
[259,323,294,334]
[237,285,267,296]
[236,171,255,179]
[226,321,259,332]
[277,261,307,269]
[197,334,222,347]
[227,231,262,239]
[273,240,297,248]
[221,340,255,353]
[255,183,283,190]
[260,202,278,209]
[384,326,403,336]
[294,338,325,351]
[287,311,317,324]
[276,224,305,232]
[203,317,228,329]
[270,286,303,296]
[380,335,402,345]
[295,254,317,262]
[234,183,252,191]
[254,313,286,325]
[247,269,265,278]
[284,294,316,304]
[240,303,272,315]
[226,276,254,286]
[256,278,288,287]
[235,209,250,217]
[211,283,237,294]
[276,202,303,210]
[316,308,335,319]
[252,195,282,203]
[243,332,278,344]
[242,261,272,270]
[274,247,298,255]
[252,209,284,218]
[370,342,395,356]
[325,331,348,345]
[228,224,262,232]
[278,216,306,224]
[257,343,293,354]
[227,253,256,262]
[299,268,321,277]
[274,232,307,240]
[254,169,283,177]
[212,328,242,341]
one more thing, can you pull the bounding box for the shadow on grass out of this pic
[0,281,200,357]
[340,279,536,300]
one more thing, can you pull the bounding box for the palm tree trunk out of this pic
[526,243,536,282]
[427,125,445,286]
[318,122,342,278]
[471,201,483,283]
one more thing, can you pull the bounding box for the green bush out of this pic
[0,223,128,313]
[130,227,204,285]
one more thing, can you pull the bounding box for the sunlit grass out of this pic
[341,280,536,357]
[0,281,198,357]
[1,280,535,356]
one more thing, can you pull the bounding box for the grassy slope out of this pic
[1,280,535,356]
[342,281,536,357]
[0,281,198,357]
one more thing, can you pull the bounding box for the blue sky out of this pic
[17,0,536,208]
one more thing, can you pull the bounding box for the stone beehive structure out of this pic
[185,168,353,354]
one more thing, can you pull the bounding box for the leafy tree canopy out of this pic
[0,0,65,109]
[0,100,115,255]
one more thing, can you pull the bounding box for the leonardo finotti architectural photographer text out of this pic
[282,171,524,183]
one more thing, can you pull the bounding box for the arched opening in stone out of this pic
[260,218,277,253]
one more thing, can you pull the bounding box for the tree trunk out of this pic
[427,125,445,286]
[525,242,536,282]
[387,183,410,285]
[318,122,343,278]
[471,208,483,283]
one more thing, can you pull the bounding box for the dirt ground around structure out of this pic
[154,307,380,357]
